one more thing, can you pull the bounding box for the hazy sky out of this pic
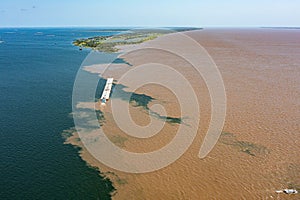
[1,0,299,27]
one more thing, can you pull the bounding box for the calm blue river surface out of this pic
[0,28,122,199]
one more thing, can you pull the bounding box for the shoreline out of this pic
[72,28,202,52]
[65,29,300,199]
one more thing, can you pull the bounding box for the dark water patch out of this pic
[95,78,109,99]
[149,110,182,124]
[112,57,133,66]
[220,132,270,156]
[111,83,154,109]
[111,83,183,124]
[96,110,106,125]
[62,127,77,140]
[62,127,116,197]
[130,93,154,109]
[0,28,122,199]
[104,171,128,186]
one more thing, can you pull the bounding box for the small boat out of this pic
[283,189,298,194]
[100,78,113,105]
[276,189,298,194]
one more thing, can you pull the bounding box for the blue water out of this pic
[0,28,122,199]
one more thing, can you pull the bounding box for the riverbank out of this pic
[73,28,201,52]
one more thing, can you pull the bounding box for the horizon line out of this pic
[0,25,299,29]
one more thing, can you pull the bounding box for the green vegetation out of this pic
[73,31,164,52]
[73,28,202,52]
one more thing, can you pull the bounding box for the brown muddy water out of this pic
[67,28,300,199]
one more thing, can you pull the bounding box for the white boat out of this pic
[276,189,298,194]
[100,78,114,104]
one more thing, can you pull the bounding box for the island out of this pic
[73,28,202,52]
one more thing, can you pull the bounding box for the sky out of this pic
[0,0,299,27]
